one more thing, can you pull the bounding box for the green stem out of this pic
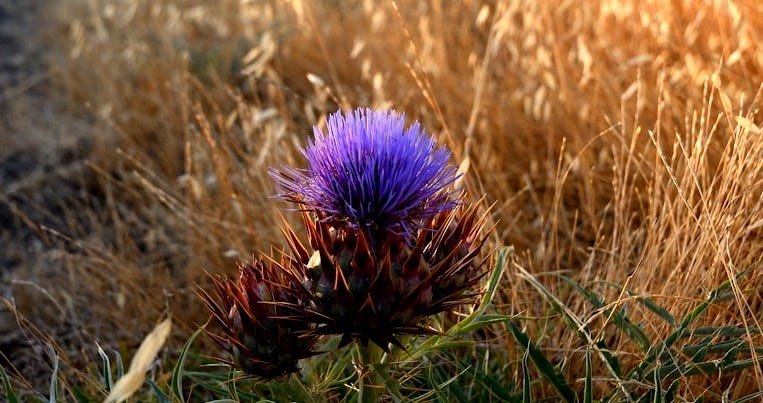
[356,343,384,403]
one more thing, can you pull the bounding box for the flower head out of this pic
[272,108,459,235]
[198,260,318,379]
[201,108,490,365]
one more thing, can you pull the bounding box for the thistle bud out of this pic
[198,260,317,379]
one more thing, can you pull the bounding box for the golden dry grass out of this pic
[4,0,763,399]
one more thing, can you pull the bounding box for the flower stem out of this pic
[356,343,384,403]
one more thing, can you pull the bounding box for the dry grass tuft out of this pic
[3,0,762,399]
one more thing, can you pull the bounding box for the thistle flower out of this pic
[272,108,490,349]
[198,260,317,379]
[200,108,489,371]
[272,108,460,236]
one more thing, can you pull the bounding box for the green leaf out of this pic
[375,363,403,402]
[635,297,676,328]
[425,340,474,353]
[684,336,713,363]
[0,365,19,403]
[172,326,204,402]
[442,364,469,403]
[683,339,763,358]
[508,321,576,403]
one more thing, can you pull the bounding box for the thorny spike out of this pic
[352,225,375,276]
[333,255,351,292]
[279,220,309,263]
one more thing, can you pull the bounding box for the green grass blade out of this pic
[682,339,763,358]
[665,380,678,402]
[410,366,471,403]
[375,364,403,402]
[556,275,650,353]
[172,326,204,402]
[508,321,576,403]
[593,339,622,377]
[442,364,469,403]
[115,349,124,379]
[521,347,531,403]
[653,359,662,403]
[598,281,677,328]
[448,246,512,337]
[478,246,512,316]
[475,370,518,403]
[407,340,474,361]
[71,386,91,403]
[518,269,625,385]
[452,314,516,336]
[0,365,19,403]
[96,343,113,392]
[287,373,315,403]
[634,296,676,328]
[226,368,239,401]
[583,347,592,403]
[650,354,763,380]
[48,352,58,403]
[690,326,761,337]
[147,379,171,403]
[631,266,756,381]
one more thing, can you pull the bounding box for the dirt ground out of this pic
[0,0,99,379]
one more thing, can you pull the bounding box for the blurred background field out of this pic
[1,0,763,400]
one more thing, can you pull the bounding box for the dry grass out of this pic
[3,0,763,399]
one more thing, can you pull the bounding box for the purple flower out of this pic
[272,108,459,234]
